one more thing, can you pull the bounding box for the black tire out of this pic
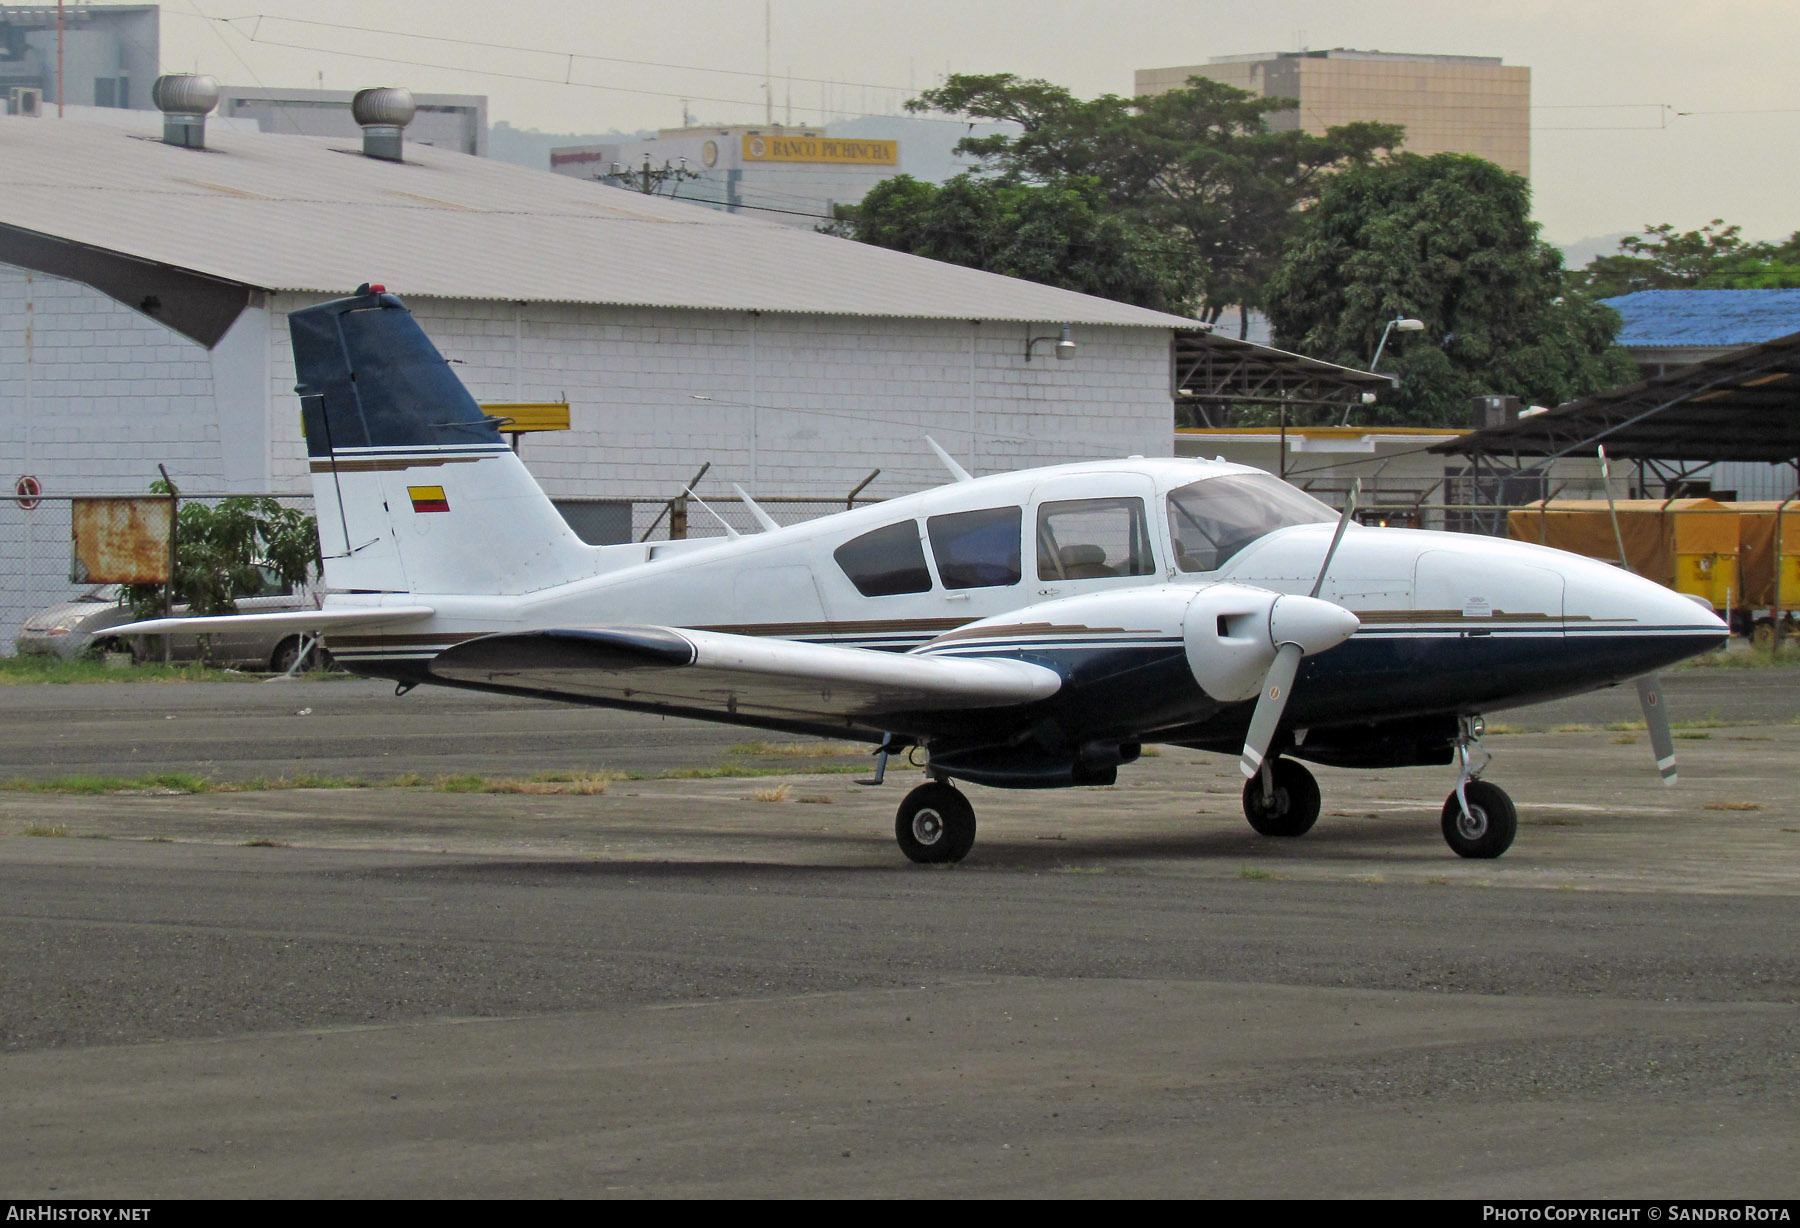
[1241,758,1321,837]
[895,781,977,864]
[1441,780,1517,859]
[272,636,331,674]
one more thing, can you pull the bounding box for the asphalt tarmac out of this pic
[1,665,1797,1198]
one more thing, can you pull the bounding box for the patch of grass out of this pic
[1554,723,1597,733]
[1484,723,1523,735]
[1137,745,1162,758]
[1674,731,1713,740]
[1611,735,1640,745]
[752,783,793,802]
[796,794,833,804]
[657,762,861,780]
[455,771,623,796]
[727,741,866,758]
[242,838,289,847]
[1237,866,1278,881]
[0,771,388,795]
[1603,720,1647,732]
[21,823,69,837]
[0,656,258,685]
[1675,646,1800,671]
[1703,801,1763,811]
[0,772,217,795]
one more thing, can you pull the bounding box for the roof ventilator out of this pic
[353,87,416,162]
[152,74,219,150]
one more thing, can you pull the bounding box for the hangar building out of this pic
[0,93,1194,644]
[0,98,1192,500]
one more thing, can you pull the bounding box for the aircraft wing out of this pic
[106,606,436,637]
[428,626,1063,736]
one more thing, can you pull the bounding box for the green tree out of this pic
[124,479,319,624]
[841,173,1190,313]
[851,73,1401,323]
[1265,153,1636,427]
[1575,221,1800,296]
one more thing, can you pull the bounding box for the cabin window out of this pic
[834,521,932,597]
[926,506,1023,590]
[1035,497,1155,580]
[1167,474,1337,573]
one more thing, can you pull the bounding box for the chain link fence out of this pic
[9,481,1775,655]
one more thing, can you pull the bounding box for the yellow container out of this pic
[1724,500,1800,611]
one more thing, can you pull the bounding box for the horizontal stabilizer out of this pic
[429,626,1062,732]
[106,606,436,638]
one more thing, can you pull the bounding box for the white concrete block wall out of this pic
[264,296,1174,504]
[0,267,227,495]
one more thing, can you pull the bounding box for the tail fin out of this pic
[292,286,594,595]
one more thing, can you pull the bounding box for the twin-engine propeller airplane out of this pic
[116,286,1727,863]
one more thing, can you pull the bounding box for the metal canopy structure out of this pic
[1173,329,1395,426]
[1430,330,1800,468]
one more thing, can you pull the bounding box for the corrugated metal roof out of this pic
[0,115,1194,328]
[1601,289,1800,349]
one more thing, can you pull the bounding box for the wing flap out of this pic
[429,626,1062,728]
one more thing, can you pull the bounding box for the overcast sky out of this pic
[160,0,1799,249]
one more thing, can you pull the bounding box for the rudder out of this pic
[292,286,595,596]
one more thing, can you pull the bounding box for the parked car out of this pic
[14,573,331,672]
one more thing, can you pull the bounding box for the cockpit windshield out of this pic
[1167,474,1337,573]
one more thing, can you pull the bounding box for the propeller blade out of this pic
[1636,674,1678,786]
[1310,479,1361,599]
[1240,642,1303,778]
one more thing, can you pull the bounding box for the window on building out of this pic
[1167,474,1336,573]
[834,521,932,597]
[93,77,128,108]
[926,507,1023,590]
[1035,497,1156,580]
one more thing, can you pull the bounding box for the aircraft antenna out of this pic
[925,436,973,483]
[733,483,781,533]
[684,488,740,538]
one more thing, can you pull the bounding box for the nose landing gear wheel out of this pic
[1241,757,1321,837]
[895,781,976,864]
[1441,779,1517,859]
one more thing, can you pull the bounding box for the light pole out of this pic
[1343,316,1425,427]
[1370,316,1425,374]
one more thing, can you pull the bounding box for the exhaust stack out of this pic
[352,87,416,161]
[151,74,219,150]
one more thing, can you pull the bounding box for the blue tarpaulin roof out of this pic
[1601,289,1800,348]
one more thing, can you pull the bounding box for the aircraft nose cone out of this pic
[1268,593,1361,656]
[1561,555,1728,672]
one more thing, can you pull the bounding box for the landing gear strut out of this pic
[1242,757,1321,837]
[1442,715,1516,859]
[895,781,976,864]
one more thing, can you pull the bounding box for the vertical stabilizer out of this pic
[292,286,596,595]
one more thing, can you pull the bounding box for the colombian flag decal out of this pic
[408,485,450,513]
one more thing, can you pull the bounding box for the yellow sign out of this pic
[480,403,571,433]
[740,135,897,165]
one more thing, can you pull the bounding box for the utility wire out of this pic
[211,14,915,95]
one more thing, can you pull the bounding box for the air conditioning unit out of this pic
[9,87,43,118]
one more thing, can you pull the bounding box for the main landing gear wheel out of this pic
[1242,757,1322,837]
[1441,779,1517,859]
[895,781,976,864]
